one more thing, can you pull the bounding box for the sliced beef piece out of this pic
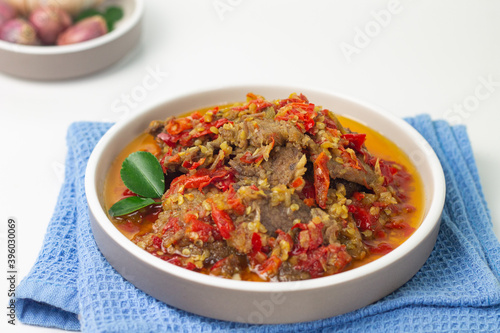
[203,240,234,266]
[228,157,266,181]
[251,193,312,235]
[148,119,166,138]
[337,216,367,260]
[248,119,300,147]
[229,144,305,187]
[277,261,310,281]
[218,118,310,151]
[263,146,303,186]
[330,178,372,198]
[327,157,379,192]
[209,254,243,278]
[263,146,304,187]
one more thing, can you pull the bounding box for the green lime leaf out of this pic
[75,9,101,22]
[108,197,158,217]
[104,6,124,31]
[120,151,165,198]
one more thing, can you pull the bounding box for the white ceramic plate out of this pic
[85,85,446,324]
[0,0,143,80]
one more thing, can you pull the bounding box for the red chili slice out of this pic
[159,115,232,150]
[321,110,338,130]
[275,103,317,133]
[210,201,235,239]
[210,257,230,273]
[368,242,393,255]
[353,192,365,201]
[227,185,245,215]
[183,174,212,191]
[339,146,361,170]
[300,179,316,199]
[258,255,282,277]
[348,205,377,231]
[190,222,213,242]
[162,255,197,271]
[166,168,236,197]
[275,94,309,108]
[121,188,136,199]
[165,117,193,135]
[152,235,163,248]
[157,132,178,148]
[189,111,203,120]
[251,233,262,253]
[213,118,231,128]
[291,222,324,253]
[161,217,181,235]
[240,151,264,164]
[294,244,351,278]
[341,133,366,152]
[313,152,330,209]
[232,94,273,112]
[182,157,206,170]
[385,221,415,238]
[209,168,236,192]
[248,250,267,266]
[291,177,304,189]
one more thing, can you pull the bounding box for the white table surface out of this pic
[1,1,500,332]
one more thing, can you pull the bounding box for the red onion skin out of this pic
[0,18,40,45]
[29,6,72,45]
[57,16,108,46]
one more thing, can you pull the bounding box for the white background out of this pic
[1,1,500,332]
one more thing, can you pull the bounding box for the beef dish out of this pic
[104,93,424,282]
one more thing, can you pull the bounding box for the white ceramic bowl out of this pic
[0,0,143,80]
[86,85,446,324]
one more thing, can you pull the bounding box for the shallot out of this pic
[29,6,72,45]
[0,18,39,45]
[56,15,107,45]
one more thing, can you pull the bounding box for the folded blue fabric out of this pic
[16,115,500,332]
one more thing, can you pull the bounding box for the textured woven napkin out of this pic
[16,115,500,332]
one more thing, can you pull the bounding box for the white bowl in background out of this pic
[85,85,446,324]
[0,0,143,80]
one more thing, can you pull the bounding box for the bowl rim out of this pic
[85,84,446,294]
[0,0,144,54]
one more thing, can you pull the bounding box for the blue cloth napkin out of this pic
[16,115,500,332]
